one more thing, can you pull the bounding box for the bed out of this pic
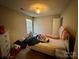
[30,26,69,57]
[30,37,68,56]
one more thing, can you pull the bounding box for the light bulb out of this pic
[36,8,40,14]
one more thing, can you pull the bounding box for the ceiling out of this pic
[0,0,72,17]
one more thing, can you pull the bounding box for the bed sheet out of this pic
[31,38,68,56]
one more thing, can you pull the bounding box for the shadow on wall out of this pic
[66,29,75,55]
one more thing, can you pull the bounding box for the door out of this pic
[52,18,61,36]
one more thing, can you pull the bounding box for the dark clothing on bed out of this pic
[27,36,40,46]
[14,35,40,49]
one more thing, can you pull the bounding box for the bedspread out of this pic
[31,38,68,56]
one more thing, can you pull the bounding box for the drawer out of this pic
[1,42,10,50]
[2,44,10,50]
[1,45,10,57]
[0,39,9,46]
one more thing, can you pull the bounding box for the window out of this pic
[26,19,32,33]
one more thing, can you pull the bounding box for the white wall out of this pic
[0,5,31,44]
[61,0,77,37]
[73,33,78,58]
[34,16,52,34]
[61,0,77,57]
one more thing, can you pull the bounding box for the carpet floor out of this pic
[16,47,56,59]
[25,50,55,59]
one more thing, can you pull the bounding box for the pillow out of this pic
[45,34,59,39]
[61,29,69,40]
[37,34,49,42]
[59,26,65,39]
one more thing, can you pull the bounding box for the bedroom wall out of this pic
[73,32,78,58]
[61,0,77,56]
[34,16,53,34]
[0,5,31,44]
[61,0,77,37]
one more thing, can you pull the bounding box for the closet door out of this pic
[52,18,61,36]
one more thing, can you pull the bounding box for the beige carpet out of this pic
[25,50,54,59]
[16,47,56,59]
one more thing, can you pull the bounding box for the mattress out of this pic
[31,38,68,56]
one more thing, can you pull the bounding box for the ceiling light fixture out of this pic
[35,8,40,14]
[29,3,48,15]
